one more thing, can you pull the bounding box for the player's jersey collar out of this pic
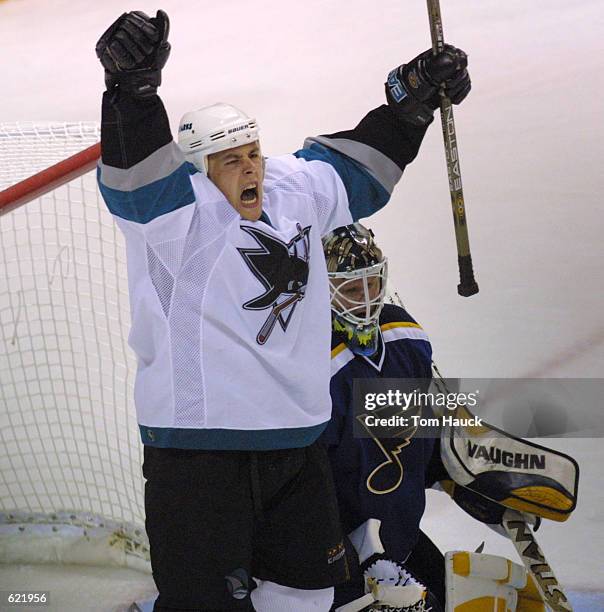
[361,326,385,372]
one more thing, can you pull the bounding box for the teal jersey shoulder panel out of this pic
[294,142,390,221]
[97,162,195,224]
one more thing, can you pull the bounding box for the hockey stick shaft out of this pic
[503,515,573,611]
[426,0,479,297]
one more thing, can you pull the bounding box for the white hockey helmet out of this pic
[177,103,260,175]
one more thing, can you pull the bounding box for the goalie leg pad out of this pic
[517,575,547,612]
[445,551,545,612]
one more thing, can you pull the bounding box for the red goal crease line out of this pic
[0,142,101,216]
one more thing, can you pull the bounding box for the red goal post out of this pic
[0,122,101,213]
[0,143,100,215]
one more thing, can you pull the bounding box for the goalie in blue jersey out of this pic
[321,224,580,612]
[321,223,446,611]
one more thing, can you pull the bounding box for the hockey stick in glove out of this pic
[426,0,479,297]
[503,511,574,611]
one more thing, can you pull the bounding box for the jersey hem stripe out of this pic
[139,422,328,450]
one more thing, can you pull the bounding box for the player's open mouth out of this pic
[240,183,258,207]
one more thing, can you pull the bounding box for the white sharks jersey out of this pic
[101,147,354,449]
[99,93,413,450]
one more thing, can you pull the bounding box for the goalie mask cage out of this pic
[0,122,149,573]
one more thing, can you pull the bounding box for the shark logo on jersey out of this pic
[238,224,310,345]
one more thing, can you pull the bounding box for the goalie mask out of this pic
[322,223,387,356]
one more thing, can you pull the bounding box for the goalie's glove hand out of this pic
[385,44,471,126]
[360,556,434,611]
[95,10,171,97]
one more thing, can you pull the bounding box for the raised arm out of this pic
[296,45,470,222]
[95,11,194,225]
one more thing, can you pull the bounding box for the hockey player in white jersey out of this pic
[94,9,472,612]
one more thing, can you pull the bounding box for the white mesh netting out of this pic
[0,122,148,569]
[0,122,100,190]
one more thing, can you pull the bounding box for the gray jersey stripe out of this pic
[304,136,402,195]
[99,141,186,192]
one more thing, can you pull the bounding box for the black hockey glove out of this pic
[385,44,471,126]
[95,10,171,97]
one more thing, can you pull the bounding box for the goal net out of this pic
[0,122,149,572]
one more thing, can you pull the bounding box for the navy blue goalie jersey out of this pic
[322,303,440,562]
